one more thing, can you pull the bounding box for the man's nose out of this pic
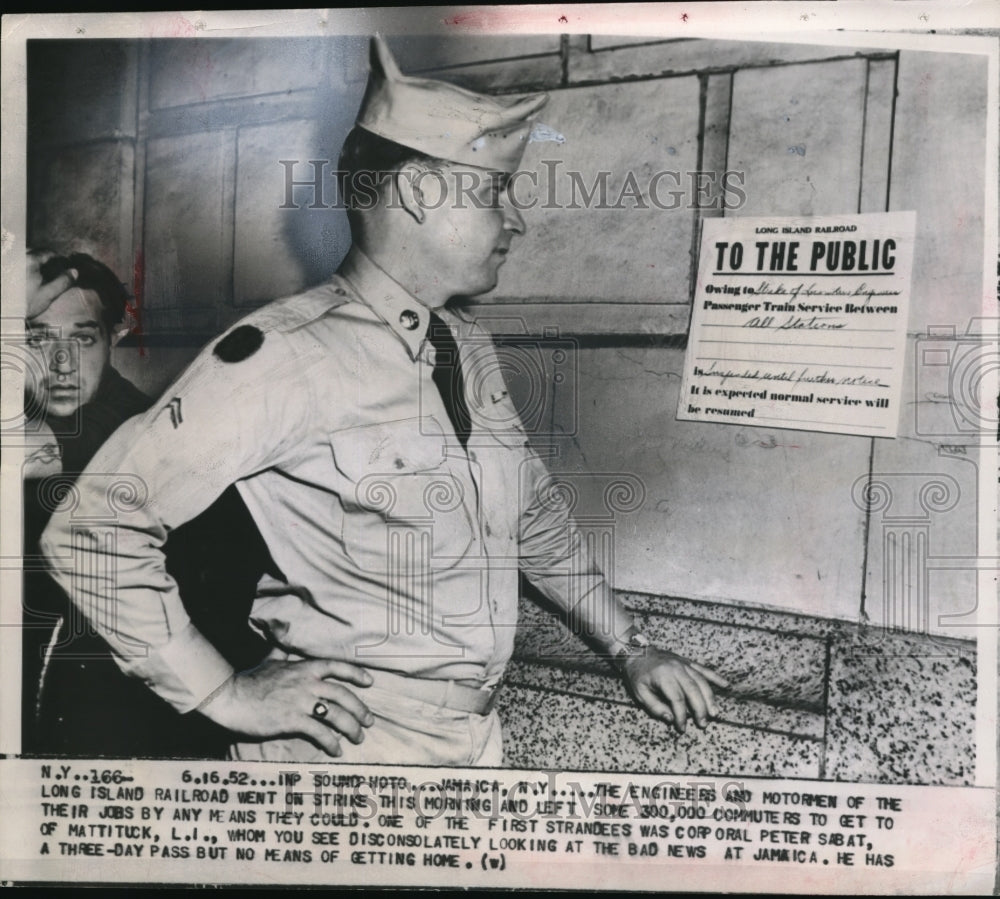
[502,199,526,235]
[48,341,76,374]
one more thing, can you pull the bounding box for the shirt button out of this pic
[400,309,420,330]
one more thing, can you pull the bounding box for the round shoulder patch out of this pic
[214,325,264,362]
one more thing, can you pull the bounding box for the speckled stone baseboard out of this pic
[823,629,976,785]
[498,591,975,785]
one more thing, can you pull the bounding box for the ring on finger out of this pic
[312,701,329,720]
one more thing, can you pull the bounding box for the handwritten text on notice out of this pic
[678,212,916,437]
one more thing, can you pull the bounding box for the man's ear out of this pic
[395,162,428,225]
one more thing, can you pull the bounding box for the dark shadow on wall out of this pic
[26,40,138,279]
[277,42,365,289]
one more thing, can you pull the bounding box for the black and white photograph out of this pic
[1,5,997,892]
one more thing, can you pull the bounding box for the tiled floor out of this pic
[496,589,977,785]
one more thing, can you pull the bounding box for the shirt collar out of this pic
[338,246,434,361]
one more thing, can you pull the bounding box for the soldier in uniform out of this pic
[41,37,727,765]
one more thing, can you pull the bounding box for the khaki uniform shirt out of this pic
[40,247,607,713]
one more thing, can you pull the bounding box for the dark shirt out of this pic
[23,366,267,758]
[23,367,151,561]
[51,366,153,473]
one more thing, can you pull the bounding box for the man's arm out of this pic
[39,327,373,756]
[517,453,728,733]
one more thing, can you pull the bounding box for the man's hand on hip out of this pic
[198,658,375,757]
[622,649,729,734]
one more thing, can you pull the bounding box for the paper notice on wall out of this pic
[678,212,916,438]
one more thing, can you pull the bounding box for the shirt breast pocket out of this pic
[329,416,474,573]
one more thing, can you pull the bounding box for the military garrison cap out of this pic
[355,35,548,174]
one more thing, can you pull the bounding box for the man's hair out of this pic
[337,126,439,216]
[38,252,130,331]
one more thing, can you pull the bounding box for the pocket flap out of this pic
[330,416,447,481]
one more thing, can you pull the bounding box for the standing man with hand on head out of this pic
[23,250,265,757]
[41,37,727,765]
[22,250,160,754]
